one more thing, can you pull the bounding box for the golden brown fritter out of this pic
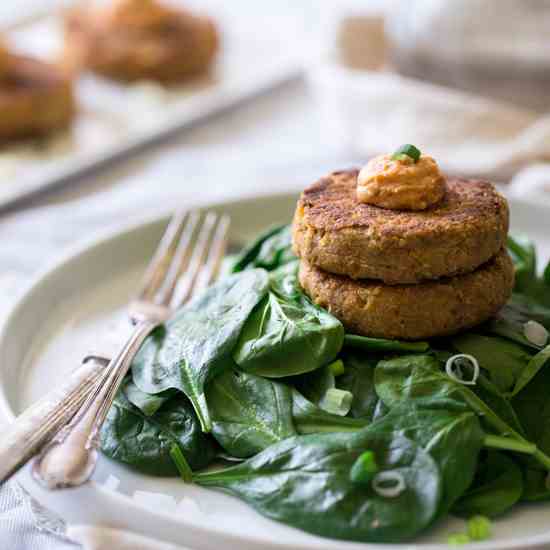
[292,170,509,284]
[0,55,74,142]
[0,41,11,78]
[299,249,514,341]
[63,0,218,83]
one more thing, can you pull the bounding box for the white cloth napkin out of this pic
[310,10,550,183]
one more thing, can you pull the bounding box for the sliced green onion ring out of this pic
[445,354,479,386]
[320,388,353,416]
[372,471,406,498]
[524,320,548,347]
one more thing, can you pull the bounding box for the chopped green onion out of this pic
[372,471,406,498]
[391,144,421,163]
[350,451,379,484]
[170,444,193,483]
[467,515,492,541]
[524,320,548,347]
[320,388,353,416]
[447,533,471,545]
[445,354,479,386]
[328,359,345,377]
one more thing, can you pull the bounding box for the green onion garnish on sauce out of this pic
[391,144,421,163]
[350,451,379,484]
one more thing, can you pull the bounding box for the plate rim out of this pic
[1,191,550,550]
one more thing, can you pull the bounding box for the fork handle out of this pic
[32,320,158,490]
[0,357,109,484]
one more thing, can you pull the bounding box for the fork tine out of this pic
[193,214,231,294]
[137,211,187,302]
[170,212,218,308]
[154,210,200,306]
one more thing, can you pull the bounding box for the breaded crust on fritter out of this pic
[299,249,514,340]
[292,170,509,284]
[0,55,74,141]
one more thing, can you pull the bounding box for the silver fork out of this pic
[32,210,230,490]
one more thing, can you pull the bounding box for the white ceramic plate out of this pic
[1,192,550,550]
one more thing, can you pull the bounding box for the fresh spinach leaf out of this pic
[344,334,429,353]
[231,225,295,273]
[451,334,532,393]
[123,379,175,417]
[473,375,525,436]
[100,391,215,475]
[497,295,550,332]
[507,235,550,307]
[291,389,368,434]
[372,399,390,421]
[508,235,537,293]
[374,355,459,406]
[216,452,246,464]
[206,369,296,458]
[375,354,550,471]
[544,258,550,287]
[485,318,541,351]
[292,365,335,409]
[365,400,484,515]
[508,344,550,397]
[131,269,269,432]
[433,354,526,435]
[194,431,442,543]
[374,355,526,443]
[522,468,550,502]
[512,363,550,468]
[337,353,379,419]
[233,263,344,377]
[452,452,523,517]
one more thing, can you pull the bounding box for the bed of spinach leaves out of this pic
[99,226,550,544]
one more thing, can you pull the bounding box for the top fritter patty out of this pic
[292,169,509,284]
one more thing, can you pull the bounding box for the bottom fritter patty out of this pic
[299,249,514,341]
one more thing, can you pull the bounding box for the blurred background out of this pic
[1,0,550,206]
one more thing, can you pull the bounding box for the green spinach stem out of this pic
[344,335,429,353]
[464,390,550,470]
[170,444,193,483]
[460,389,523,441]
[194,393,212,433]
[533,449,550,471]
[483,435,536,455]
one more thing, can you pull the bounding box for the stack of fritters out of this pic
[292,169,514,340]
